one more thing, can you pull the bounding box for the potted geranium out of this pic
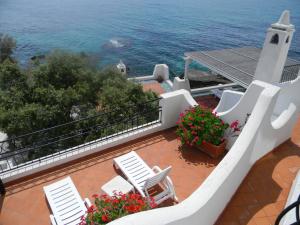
[80,192,156,225]
[176,106,229,158]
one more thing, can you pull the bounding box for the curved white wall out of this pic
[109,80,299,225]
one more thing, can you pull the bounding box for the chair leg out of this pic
[84,198,92,208]
[50,215,58,225]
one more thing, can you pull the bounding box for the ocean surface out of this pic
[0,0,299,77]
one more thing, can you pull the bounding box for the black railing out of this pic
[281,64,300,83]
[0,98,162,174]
[275,194,300,225]
[0,178,5,195]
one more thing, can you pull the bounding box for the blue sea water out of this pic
[0,0,299,77]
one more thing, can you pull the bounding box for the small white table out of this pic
[101,175,134,197]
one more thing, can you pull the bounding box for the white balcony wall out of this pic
[109,80,299,225]
[160,89,197,129]
[153,64,170,81]
[274,76,300,116]
[213,90,244,113]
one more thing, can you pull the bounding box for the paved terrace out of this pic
[0,128,221,225]
[216,117,300,225]
[0,104,299,225]
[142,81,165,95]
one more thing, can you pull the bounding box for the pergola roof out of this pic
[185,47,300,88]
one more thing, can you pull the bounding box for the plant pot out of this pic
[197,140,227,158]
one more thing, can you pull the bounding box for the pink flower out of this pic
[234,127,240,132]
[230,120,239,128]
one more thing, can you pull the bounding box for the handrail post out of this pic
[0,178,6,195]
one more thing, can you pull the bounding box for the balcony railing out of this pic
[281,64,300,83]
[0,98,162,174]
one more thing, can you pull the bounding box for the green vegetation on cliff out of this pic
[0,35,158,159]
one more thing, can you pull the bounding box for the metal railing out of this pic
[281,64,300,83]
[275,194,300,225]
[0,98,161,174]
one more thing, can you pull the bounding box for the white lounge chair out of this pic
[43,176,91,225]
[113,151,178,205]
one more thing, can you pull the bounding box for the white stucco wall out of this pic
[254,10,295,83]
[274,75,300,115]
[108,80,299,225]
[153,64,170,81]
[213,90,244,114]
[172,77,191,91]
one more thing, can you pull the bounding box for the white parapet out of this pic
[172,77,190,91]
[160,89,197,129]
[213,90,244,114]
[153,64,170,81]
[127,64,170,83]
[108,79,299,225]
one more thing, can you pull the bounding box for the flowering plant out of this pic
[176,106,229,146]
[80,192,156,225]
[226,120,241,138]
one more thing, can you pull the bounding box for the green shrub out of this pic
[176,106,229,146]
[0,48,158,160]
[0,34,16,63]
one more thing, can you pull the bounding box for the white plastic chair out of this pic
[113,151,178,205]
[43,176,91,225]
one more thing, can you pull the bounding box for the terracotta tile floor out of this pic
[194,95,220,109]
[0,115,299,225]
[142,81,165,95]
[0,128,221,225]
[216,116,300,225]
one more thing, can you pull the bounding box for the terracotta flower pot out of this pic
[197,140,227,158]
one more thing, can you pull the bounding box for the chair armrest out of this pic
[152,166,178,202]
[152,165,162,173]
[50,214,58,225]
[84,198,92,208]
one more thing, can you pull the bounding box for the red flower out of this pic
[126,205,136,213]
[137,199,145,206]
[87,205,95,213]
[85,192,153,224]
[92,194,99,198]
[101,215,109,222]
[101,194,108,199]
[121,194,126,200]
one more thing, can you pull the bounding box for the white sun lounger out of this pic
[43,176,91,225]
[113,151,178,205]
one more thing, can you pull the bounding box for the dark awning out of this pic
[185,47,300,88]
